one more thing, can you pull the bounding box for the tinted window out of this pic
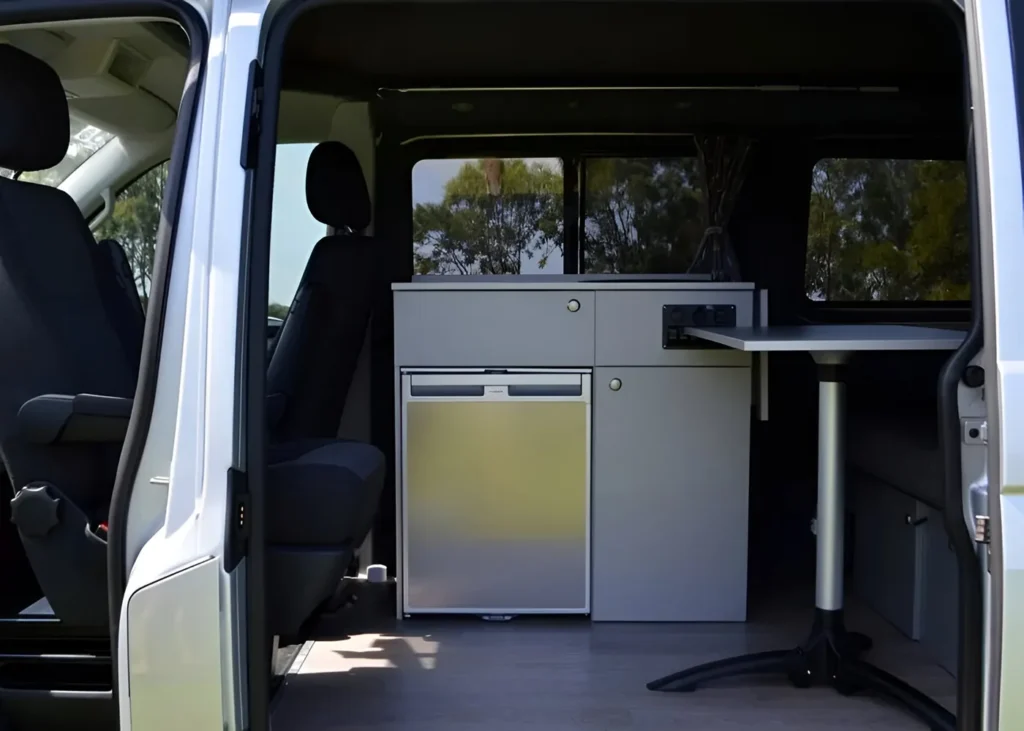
[582,157,704,274]
[805,158,969,302]
[93,161,169,309]
[412,157,564,275]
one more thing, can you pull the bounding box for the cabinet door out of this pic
[394,290,595,367]
[592,366,751,621]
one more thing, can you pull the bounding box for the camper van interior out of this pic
[0,1,986,731]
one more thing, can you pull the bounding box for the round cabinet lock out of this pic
[567,299,581,312]
[609,378,622,391]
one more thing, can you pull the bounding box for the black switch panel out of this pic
[662,304,737,348]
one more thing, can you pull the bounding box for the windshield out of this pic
[0,116,115,186]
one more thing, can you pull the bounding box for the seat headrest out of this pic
[0,45,69,172]
[305,141,371,232]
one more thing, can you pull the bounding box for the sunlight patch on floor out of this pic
[294,633,440,674]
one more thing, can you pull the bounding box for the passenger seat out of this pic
[264,141,386,635]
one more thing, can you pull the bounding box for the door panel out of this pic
[591,366,751,621]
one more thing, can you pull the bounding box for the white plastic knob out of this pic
[609,378,622,391]
[567,299,581,312]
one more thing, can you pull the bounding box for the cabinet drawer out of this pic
[595,290,754,366]
[394,290,595,366]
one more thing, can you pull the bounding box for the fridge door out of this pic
[401,370,591,614]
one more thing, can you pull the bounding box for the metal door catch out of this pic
[974,515,990,544]
[962,419,987,445]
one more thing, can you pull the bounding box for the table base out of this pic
[647,608,955,731]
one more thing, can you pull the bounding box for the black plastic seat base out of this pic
[648,609,955,731]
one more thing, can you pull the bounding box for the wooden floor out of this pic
[272,592,955,731]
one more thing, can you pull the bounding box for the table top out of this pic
[684,324,966,352]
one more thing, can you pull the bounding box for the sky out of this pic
[269,147,562,304]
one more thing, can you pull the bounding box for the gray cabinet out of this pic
[591,366,751,622]
[852,474,926,640]
[595,290,754,367]
[393,290,595,367]
[921,507,959,676]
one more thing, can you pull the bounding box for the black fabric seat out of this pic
[266,439,384,547]
[265,439,385,634]
[267,141,379,442]
[0,45,138,628]
[263,142,386,635]
[0,47,382,636]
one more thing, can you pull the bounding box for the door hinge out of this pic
[225,467,250,571]
[240,60,264,170]
[974,515,991,544]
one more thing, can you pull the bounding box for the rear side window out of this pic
[805,158,969,302]
[412,157,564,275]
[582,157,703,274]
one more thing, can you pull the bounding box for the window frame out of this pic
[399,135,700,278]
[801,137,971,318]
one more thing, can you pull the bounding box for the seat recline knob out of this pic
[10,483,60,538]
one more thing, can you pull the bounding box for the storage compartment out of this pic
[921,507,960,677]
[393,289,596,366]
[401,369,591,614]
[852,472,926,640]
[591,365,751,621]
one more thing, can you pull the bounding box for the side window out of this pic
[269,142,323,317]
[805,158,969,302]
[412,157,565,275]
[582,157,704,274]
[93,162,169,309]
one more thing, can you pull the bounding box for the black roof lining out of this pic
[282,1,963,96]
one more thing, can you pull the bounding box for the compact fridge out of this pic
[400,368,592,615]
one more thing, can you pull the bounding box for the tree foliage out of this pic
[94,162,169,308]
[413,157,709,276]
[415,155,969,304]
[268,302,290,319]
[584,158,703,274]
[413,159,564,274]
[806,158,969,301]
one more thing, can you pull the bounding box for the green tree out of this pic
[413,159,564,275]
[414,157,707,276]
[584,158,704,274]
[94,162,169,308]
[806,158,969,301]
[268,302,290,319]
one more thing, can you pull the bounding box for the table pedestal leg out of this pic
[647,357,955,731]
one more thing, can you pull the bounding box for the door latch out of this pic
[962,418,988,445]
[974,515,991,544]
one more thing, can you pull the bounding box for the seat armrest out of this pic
[18,394,134,444]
